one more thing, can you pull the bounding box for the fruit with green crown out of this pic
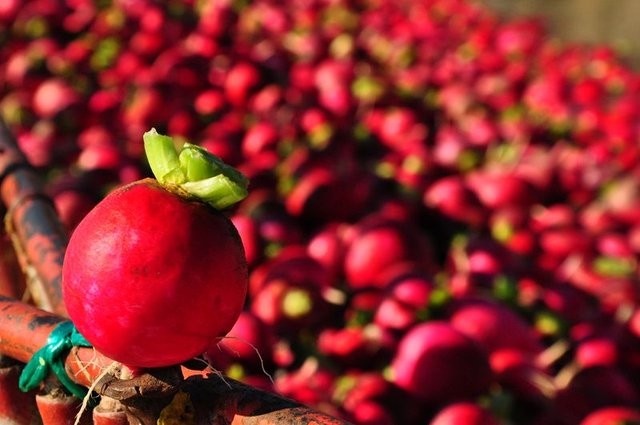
[62,129,249,369]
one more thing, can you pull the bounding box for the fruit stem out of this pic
[143,129,249,209]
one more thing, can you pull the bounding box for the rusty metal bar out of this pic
[35,393,92,425]
[0,228,25,299]
[92,397,128,425]
[0,296,351,424]
[0,120,68,317]
[0,358,39,424]
[182,377,351,425]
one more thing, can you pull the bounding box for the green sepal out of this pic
[143,129,249,209]
[143,129,185,185]
[179,143,223,181]
[181,174,248,210]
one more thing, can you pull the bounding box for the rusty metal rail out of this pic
[0,120,68,317]
[0,120,352,425]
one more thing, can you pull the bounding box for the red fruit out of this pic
[32,78,80,118]
[438,83,474,118]
[390,321,493,403]
[300,108,329,133]
[77,125,114,149]
[138,5,164,32]
[542,285,598,324]
[5,49,32,87]
[350,401,395,425]
[130,29,165,57]
[194,89,226,116]
[63,131,249,368]
[274,358,336,408]
[429,402,501,425]
[572,78,604,106]
[344,215,435,289]
[88,89,123,113]
[229,215,260,266]
[466,169,534,210]
[250,277,331,334]
[475,73,517,111]
[317,326,384,365]
[502,229,536,256]
[205,311,273,371]
[596,233,634,258]
[53,190,96,235]
[334,372,397,413]
[495,19,543,56]
[337,370,416,423]
[377,108,427,155]
[306,224,349,279]
[449,298,543,355]
[314,59,353,91]
[460,111,499,147]
[424,175,486,227]
[530,204,577,232]
[16,126,57,168]
[114,52,146,83]
[432,125,479,171]
[250,85,283,114]
[580,406,640,425]
[198,3,232,37]
[77,144,122,171]
[288,62,316,92]
[490,205,530,236]
[374,266,433,331]
[249,246,332,295]
[241,122,279,159]
[490,348,556,402]
[344,289,386,325]
[445,236,516,291]
[284,166,374,222]
[63,178,247,368]
[575,337,619,368]
[538,228,591,260]
[629,309,640,338]
[553,366,640,424]
[0,0,19,22]
[318,86,352,117]
[167,110,197,138]
[123,87,164,127]
[225,62,261,107]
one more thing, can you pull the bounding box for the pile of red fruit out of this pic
[2,0,640,424]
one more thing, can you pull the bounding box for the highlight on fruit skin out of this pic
[62,130,250,369]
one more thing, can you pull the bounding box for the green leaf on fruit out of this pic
[143,129,249,209]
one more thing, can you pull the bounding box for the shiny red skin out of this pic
[62,178,248,368]
[449,298,543,355]
[429,402,501,425]
[390,321,493,404]
[580,407,640,425]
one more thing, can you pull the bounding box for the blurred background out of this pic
[481,0,640,68]
[2,1,640,424]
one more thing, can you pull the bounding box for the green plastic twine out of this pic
[19,320,93,399]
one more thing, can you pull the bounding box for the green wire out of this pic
[19,321,94,401]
